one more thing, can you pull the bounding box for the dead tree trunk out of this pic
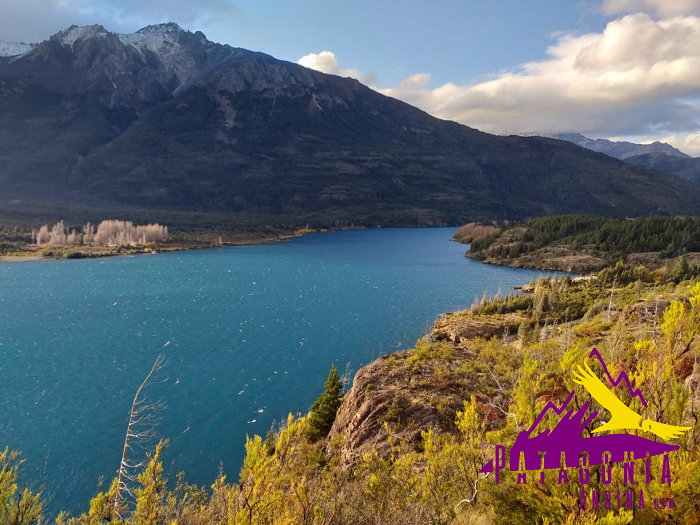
[113,354,166,519]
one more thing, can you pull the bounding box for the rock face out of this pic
[328,356,403,465]
[1,23,699,225]
[119,23,236,94]
[327,274,700,470]
[329,351,468,466]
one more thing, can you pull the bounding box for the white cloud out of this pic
[396,73,431,90]
[672,132,700,156]
[297,50,377,87]
[376,13,700,145]
[298,51,359,78]
[601,0,700,17]
[622,132,700,156]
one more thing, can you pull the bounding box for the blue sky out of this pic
[220,1,609,88]
[2,0,700,154]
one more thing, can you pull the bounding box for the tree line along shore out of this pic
[0,220,326,260]
[456,215,700,277]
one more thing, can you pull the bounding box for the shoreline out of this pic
[464,249,700,274]
[464,252,593,274]
[0,255,44,262]
[2,225,468,264]
[0,232,302,263]
[7,226,575,269]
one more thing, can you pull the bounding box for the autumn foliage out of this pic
[34,220,168,247]
[453,222,500,243]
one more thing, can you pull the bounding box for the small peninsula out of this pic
[457,215,700,275]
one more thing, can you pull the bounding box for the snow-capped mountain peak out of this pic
[55,24,109,48]
[116,23,228,89]
[119,23,185,56]
[0,39,36,57]
[547,132,690,160]
[3,22,233,99]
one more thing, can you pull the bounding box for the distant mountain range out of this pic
[0,24,698,230]
[547,133,689,160]
[548,133,700,187]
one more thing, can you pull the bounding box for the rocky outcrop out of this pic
[329,349,470,466]
[328,309,520,466]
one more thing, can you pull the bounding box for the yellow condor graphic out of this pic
[572,362,691,441]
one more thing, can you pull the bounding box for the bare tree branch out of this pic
[454,472,490,511]
[113,354,166,519]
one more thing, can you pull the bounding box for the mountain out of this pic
[547,133,700,184]
[0,24,234,112]
[625,152,700,185]
[548,133,690,160]
[0,39,36,57]
[547,133,700,186]
[1,24,699,230]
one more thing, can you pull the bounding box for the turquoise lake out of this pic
[0,227,544,515]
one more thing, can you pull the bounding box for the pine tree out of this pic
[307,364,343,441]
[671,255,689,283]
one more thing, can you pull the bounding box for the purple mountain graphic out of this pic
[480,350,676,474]
[588,348,647,408]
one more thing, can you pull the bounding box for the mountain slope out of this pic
[1,24,699,228]
[548,132,689,160]
[625,152,700,185]
[0,23,238,201]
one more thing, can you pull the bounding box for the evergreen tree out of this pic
[671,254,690,283]
[307,364,343,441]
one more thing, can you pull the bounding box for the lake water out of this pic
[0,227,543,516]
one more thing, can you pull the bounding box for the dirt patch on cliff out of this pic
[431,312,524,346]
[329,347,475,466]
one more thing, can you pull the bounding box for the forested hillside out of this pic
[463,215,700,273]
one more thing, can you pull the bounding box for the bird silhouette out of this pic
[572,362,691,440]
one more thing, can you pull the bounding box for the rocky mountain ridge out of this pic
[547,132,690,160]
